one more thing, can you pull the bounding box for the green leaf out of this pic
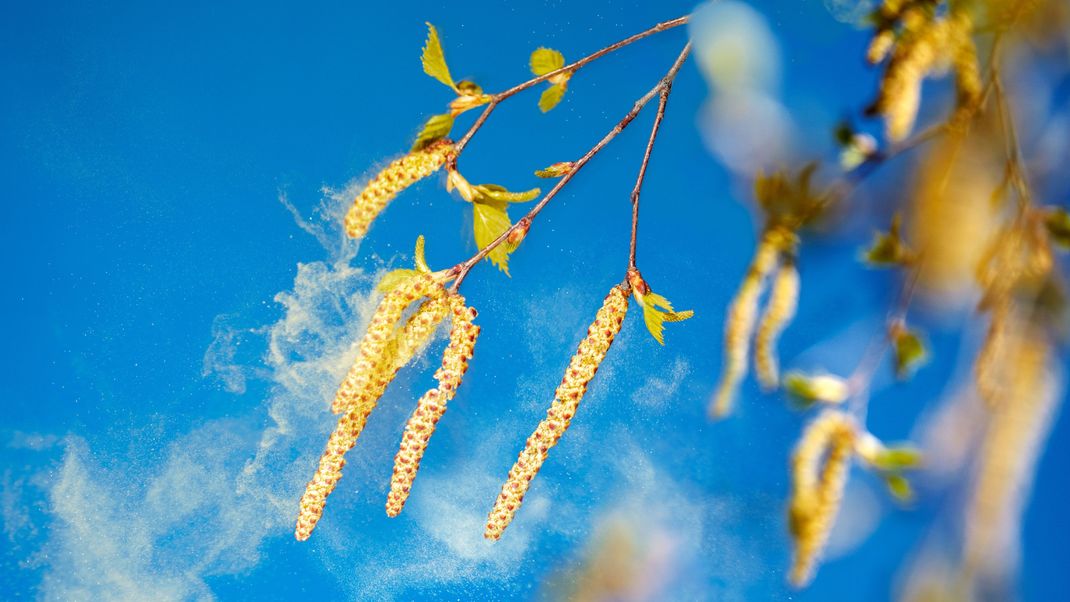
[412,113,454,151]
[474,184,541,203]
[377,269,419,293]
[422,23,456,91]
[872,446,923,471]
[413,235,430,273]
[1045,207,1070,250]
[862,214,913,267]
[638,291,693,345]
[529,47,565,76]
[538,84,566,113]
[783,371,850,406]
[892,327,927,379]
[883,473,915,503]
[472,200,515,274]
[535,161,574,178]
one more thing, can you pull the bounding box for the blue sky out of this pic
[2,1,1068,600]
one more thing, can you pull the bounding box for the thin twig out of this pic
[449,15,690,163]
[628,45,689,269]
[448,42,693,292]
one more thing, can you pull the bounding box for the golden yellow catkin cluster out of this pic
[484,285,629,541]
[868,2,981,141]
[755,255,800,390]
[963,329,1056,585]
[296,273,446,541]
[711,227,798,417]
[386,294,480,517]
[332,273,445,415]
[344,139,453,239]
[788,410,857,588]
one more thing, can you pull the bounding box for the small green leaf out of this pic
[892,327,927,379]
[413,235,430,273]
[529,47,565,76]
[474,184,541,203]
[872,446,923,471]
[883,473,915,503]
[636,290,693,345]
[422,23,456,91]
[535,161,574,178]
[377,269,420,293]
[412,113,454,151]
[472,200,515,274]
[862,214,913,267]
[538,84,566,113]
[783,371,850,406]
[1045,207,1070,250]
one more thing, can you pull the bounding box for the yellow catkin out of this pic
[343,139,452,238]
[949,12,982,115]
[963,332,1056,585]
[386,294,480,517]
[388,295,451,373]
[331,274,442,415]
[876,18,948,141]
[484,285,629,541]
[294,275,443,541]
[788,411,856,587]
[295,409,370,541]
[710,229,783,417]
[755,255,800,390]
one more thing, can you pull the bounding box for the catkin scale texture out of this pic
[484,286,629,541]
[332,274,442,415]
[344,140,452,239]
[386,295,479,517]
[295,409,372,541]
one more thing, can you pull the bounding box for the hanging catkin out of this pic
[788,411,856,587]
[755,254,800,390]
[484,285,628,541]
[344,139,453,238]
[386,294,480,517]
[332,274,443,415]
[710,228,782,417]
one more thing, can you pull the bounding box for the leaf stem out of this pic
[448,15,690,164]
[448,42,693,292]
[628,48,684,270]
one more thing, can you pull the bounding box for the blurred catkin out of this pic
[755,254,800,390]
[485,285,629,541]
[788,411,856,587]
[344,139,453,239]
[963,330,1057,586]
[386,294,479,517]
[711,228,784,417]
[869,5,981,141]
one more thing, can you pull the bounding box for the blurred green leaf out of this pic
[1045,207,1070,250]
[892,327,927,379]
